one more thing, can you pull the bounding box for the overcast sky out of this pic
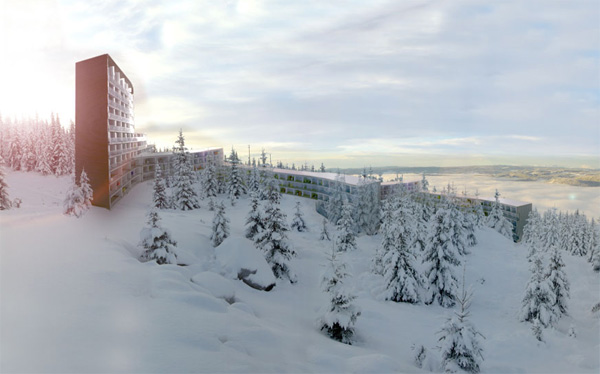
[1,0,598,168]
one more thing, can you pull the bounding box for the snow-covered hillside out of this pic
[1,171,598,373]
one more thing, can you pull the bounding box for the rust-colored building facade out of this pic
[75,54,147,209]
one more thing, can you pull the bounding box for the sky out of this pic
[0,0,598,168]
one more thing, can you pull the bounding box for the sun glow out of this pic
[0,2,74,124]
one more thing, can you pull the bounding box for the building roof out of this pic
[269,168,373,186]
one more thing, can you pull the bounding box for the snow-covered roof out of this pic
[268,168,373,186]
[139,147,222,157]
[380,180,420,186]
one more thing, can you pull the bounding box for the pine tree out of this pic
[63,174,84,217]
[245,191,264,239]
[202,158,219,199]
[473,191,485,228]
[318,248,361,345]
[546,246,570,318]
[255,185,296,282]
[211,202,230,247]
[291,201,308,232]
[153,165,170,209]
[0,160,11,210]
[326,174,345,224]
[372,199,394,275]
[438,273,484,373]
[319,218,331,241]
[247,165,261,196]
[139,208,178,265]
[520,254,556,330]
[486,190,513,240]
[7,130,22,171]
[172,130,200,210]
[542,209,560,249]
[380,199,421,303]
[227,154,246,205]
[523,209,543,261]
[423,208,461,307]
[463,211,478,248]
[335,200,357,252]
[447,200,468,256]
[79,169,93,213]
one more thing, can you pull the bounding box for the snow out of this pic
[1,170,598,373]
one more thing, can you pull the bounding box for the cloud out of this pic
[0,0,597,167]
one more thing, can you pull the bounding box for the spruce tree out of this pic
[202,158,219,199]
[291,201,308,232]
[153,165,170,209]
[227,154,246,205]
[326,174,345,224]
[211,202,230,247]
[423,208,461,307]
[520,254,556,330]
[63,174,85,217]
[463,211,478,248]
[438,274,484,373]
[139,208,178,265]
[319,218,331,241]
[542,209,560,249]
[7,130,22,171]
[546,246,570,318]
[172,130,200,210]
[245,191,263,240]
[318,248,361,345]
[380,199,421,303]
[372,199,394,275]
[486,190,513,240]
[0,160,11,210]
[335,200,357,252]
[523,209,543,261]
[79,169,93,213]
[255,182,296,282]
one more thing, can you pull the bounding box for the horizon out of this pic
[1,1,598,169]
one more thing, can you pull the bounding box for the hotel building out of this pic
[75,54,223,209]
[263,167,530,242]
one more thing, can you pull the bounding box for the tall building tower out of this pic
[75,54,146,209]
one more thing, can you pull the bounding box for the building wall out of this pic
[75,55,111,208]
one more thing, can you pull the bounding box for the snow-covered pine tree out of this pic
[139,208,178,265]
[247,165,261,196]
[541,208,560,250]
[421,173,429,192]
[473,190,485,228]
[202,157,219,199]
[63,174,84,217]
[211,201,230,247]
[7,130,22,171]
[520,254,556,330]
[318,247,361,345]
[447,199,468,256]
[245,191,263,240]
[0,159,11,210]
[79,169,93,213]
[255,181,296,282]
[172,130,200,210]
[335,200,357,252]
[153,164,170,209]
[291,201,308,232]
[380,198,421,303]
[227,153,246,205]
[546,246,570,319]
[319,218,331,241]
[571,211,588,257]
[486,190,513,240]
[463,211,478,248]
[523,208,543,261]
[438,272,484,373]
[423,208,461,307]
[372,199,394,275]
[326,174,345,224]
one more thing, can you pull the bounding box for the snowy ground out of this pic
[1,170,598,373]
